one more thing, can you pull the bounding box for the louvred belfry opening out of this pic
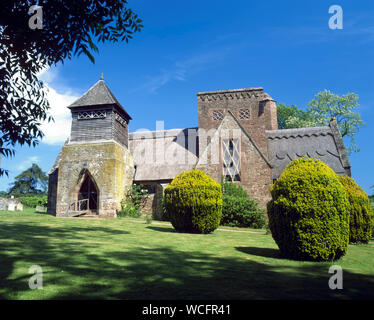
[222,138,241,181]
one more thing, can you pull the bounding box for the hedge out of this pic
[221,181,265,229]
[339,176,374,243]
[267,158,350,261]
[164,169,222,234]
[18,196,47,208]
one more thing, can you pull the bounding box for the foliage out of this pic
[164,169,222,234]
[222,179,249,198]
[0,191,9,198]
[221,196,265,229]
[145,216,153,224]
[0,0,143,176]
[8,164,48,196]
[18,195,48,208]
[277,103,317,129]
[160,196,170,221]
[308,90,364,154]
[267,158,350,261]
[371,196,374,238]
[221,181,265,229]
[119,184,149,218]
[278,90,365,154]
[338,176,374,243]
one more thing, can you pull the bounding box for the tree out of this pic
[0,191,9,198]
[8,163,48,196]
[0,0,143,176]
[308,90,364,154]
[277,103,317,129]
[277,90,365,154]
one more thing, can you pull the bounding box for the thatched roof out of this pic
[266,119,351,179]
[129,128,199,182]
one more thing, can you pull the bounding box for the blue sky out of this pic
[1,0,373,194]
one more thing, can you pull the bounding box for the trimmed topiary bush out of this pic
[164,169,222,234]
[267,158,350,261]
[371,196,374,238]
[221,181,265,229]
[339,176,374,243]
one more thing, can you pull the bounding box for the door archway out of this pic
[77,172,99,212]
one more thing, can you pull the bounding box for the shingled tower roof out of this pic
[68,78,132,120]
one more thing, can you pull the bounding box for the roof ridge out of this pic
[101,80,121,105]
[101,80,115,104]
[266,126,330,134]
[197,87,263,95]
[129,127,198,140]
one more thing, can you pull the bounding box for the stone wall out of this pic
[55,141,134,217]
[196,111,273,209]
[47,168,58,214]
[140,183,165,220]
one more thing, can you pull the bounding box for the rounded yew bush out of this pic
[164,169,222,234]
[267,158,350,261]
[339,176,374,243]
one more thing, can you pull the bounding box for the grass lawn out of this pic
[0,209,373,300]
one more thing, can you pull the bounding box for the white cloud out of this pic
[38,68,80,145]
[17,156,40,171]
[40,86,78,145]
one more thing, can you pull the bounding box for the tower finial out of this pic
[101,72,104,80]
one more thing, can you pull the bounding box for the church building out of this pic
[47,78,351,218]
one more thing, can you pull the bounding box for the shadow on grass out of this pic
[0,221,373,300]
[146,226,176,233]
[235,246,284,259]
[36,211,55,216]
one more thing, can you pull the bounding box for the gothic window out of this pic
[222,138,241,181]
[239,108,250,120]
[212,109,224,121]
[77,110,106,120]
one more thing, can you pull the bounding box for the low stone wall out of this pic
[141,184,164,220]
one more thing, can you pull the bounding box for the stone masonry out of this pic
[54,141,133,217]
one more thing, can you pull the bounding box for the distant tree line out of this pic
[0,163,48,197]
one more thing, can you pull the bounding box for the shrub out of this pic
[339,176,374,243]
[267,158,350,261]
[221,181,265,229]
[221,196,265,229]
[371,196,374,238]
[164,169,222,234]
[222,180,249,198]
[119,184,149,218]
[18,196,47,208]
